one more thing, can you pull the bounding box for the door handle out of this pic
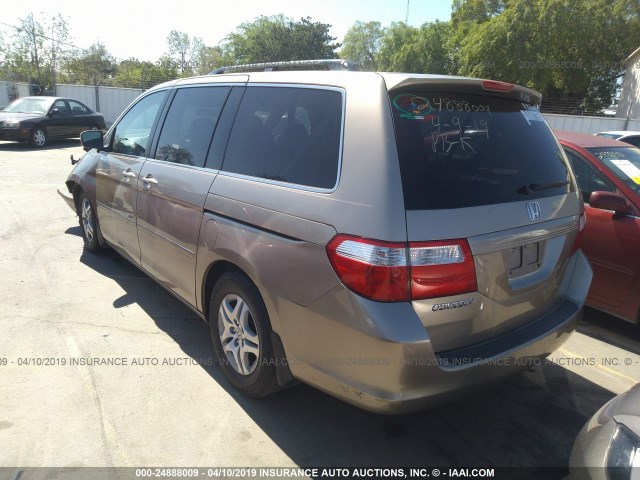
[143,174,158,186]
[122,169,136,179]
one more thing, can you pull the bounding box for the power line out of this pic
[0,19,136,63]
[0,20,89,54]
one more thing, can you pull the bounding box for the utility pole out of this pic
[50,18,56,95]
[406,0,410,23]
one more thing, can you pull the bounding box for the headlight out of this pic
[607,424,640,480]
[1,119,20,128]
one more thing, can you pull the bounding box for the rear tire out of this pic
[209,272,280,398]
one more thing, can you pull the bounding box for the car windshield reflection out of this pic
[587,146,640,195]
[3,98,52,114]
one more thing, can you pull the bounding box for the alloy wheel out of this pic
[81,197,94,242]
[218,293,260,375]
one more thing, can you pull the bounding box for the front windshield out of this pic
[587,146,640,195]
[3,98,52,114]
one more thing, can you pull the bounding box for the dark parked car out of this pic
[0,96,106,147]
[556,130,640,325]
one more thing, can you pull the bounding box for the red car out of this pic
[556,130,640,324]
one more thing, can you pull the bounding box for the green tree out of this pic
[377,23,421,72]
[448,0,505,66]
[377,21,453,74]
[451,0,640,108]
[340,21,386,70]
[223,15,340,64]
[195,45,230,74]
[60,42,115,86]
[167,30,190,74]
[167,30,197,75]
[165,31,223,76]
[112,57,178,89]
[6,13,70,90]
[15,13,46,86]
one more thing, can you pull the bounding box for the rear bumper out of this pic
[271,251,592,414]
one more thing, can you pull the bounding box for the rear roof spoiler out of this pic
[383,74,542,106]
[209,59,357,74]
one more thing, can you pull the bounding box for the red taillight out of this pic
[409,240,477,300]
[570,211,586,255]
[326,235,410,302]
[326,235,477,302]
[482,80,514,92]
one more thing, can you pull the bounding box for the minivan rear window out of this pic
[390,91,573,210]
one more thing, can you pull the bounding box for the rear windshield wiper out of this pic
[517,181,569,195]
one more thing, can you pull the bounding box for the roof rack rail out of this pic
[209,59,357,75]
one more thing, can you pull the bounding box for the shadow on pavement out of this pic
[65,226,82,237]
[578,307,640,355]
[78,248,616,478]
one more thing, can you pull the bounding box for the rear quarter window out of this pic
[391,91,573,210]
[221,86,343,189]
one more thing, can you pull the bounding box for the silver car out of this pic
[568,383,640,479]
[595,131,640,148]
[58,61,592,413]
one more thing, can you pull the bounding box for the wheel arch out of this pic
[70,182,82,214]
[201,260,247,321]
[202,260,297,388]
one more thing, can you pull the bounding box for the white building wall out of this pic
[618,47,640,120]
[543,114,627,134]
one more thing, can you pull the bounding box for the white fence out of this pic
[0,81,141,125]
[0,81,32,107]
[543,114,640,134]
[55,84,141,125]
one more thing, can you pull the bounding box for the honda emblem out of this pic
[527,202,541,221]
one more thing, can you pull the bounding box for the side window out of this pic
[68,100,88,114]
[53,100,70,115]
[564,149,615,203]
[112,91,167,157]
[623,136,640,148]
[155,87,229,168]
[221,86,343,189]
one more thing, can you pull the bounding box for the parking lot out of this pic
[1,140,639,478]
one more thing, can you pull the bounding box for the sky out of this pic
[1,0,453,62]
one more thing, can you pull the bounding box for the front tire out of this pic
[78,192,101,252]
[209,272,280,398]
[30,128,47,148]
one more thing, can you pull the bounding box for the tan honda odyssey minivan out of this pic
[59,60,592,414]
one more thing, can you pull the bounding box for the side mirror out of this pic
[80,130,105,152]
[589,191,633,215]
[50,108,60,117]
